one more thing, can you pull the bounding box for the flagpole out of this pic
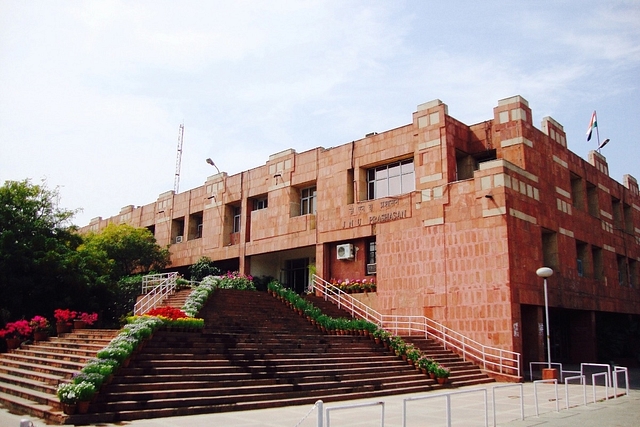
[595,111,601,152]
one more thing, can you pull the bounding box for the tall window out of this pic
[367,159,415,200]
[301,186,317,215]
[587,182,599,217]
[232,206,241,233]
[541,229,559,270]
[576,241,588,277]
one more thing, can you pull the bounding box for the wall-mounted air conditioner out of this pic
[337,243,354,260]
[175,235,183,243]
[366,263,377,275]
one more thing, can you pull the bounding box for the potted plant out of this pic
[417,356,436,375]
[0,320,32,350]
[75,312,98,329]
[57,382,79,414]
[405,344,422,366]
[433,364,451,384]
[74,381,96,414]
[54,309,76,334]
[29,315,50,342]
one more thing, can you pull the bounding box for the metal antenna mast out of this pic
[174,123,185,193]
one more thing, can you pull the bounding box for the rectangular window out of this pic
[618,255,628,286]
[300,186,317,215]
[576,241,588,278]
[624,203,633,233]
[570,173,584,209]
[592,246,603,281]
[612,197,622,230]
[233,206,241,233]
[171,217,185,244]
[587,182,599,217]
[629,259,638,288]
[253,197,268,211]
[367,159,415,200]
[541,229,559,270]
[188,211,203,240]
[368,240,377,264]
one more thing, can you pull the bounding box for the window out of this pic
[618,255,628,286]
[587,182,599,217]
[253,197,268,211]
[624,203,633,233]
[189,211,203,240]
[171,217,185,244]
[232,206,241,233]
[591,246,603,281]
[366,239,377,275]
[300,186,317,215]
[629,259,638,288]
[570,173,584,209]
[367,159,415,200]
[541,229,559,270]
[576,241,588,278]
[612,197,622,230]
[367,240,377,265]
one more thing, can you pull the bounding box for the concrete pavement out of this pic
[3,380,640,427]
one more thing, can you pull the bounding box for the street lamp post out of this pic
[536,267,555,378]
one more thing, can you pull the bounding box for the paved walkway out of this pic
[3,380,639,427]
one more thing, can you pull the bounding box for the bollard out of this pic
[20,419,35,427]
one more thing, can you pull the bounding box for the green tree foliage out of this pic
[0,179,171,328]
[0,179,90,322]
[80,223,170,280]
[188,256,221,281]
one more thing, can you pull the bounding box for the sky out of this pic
[1,1,639,227]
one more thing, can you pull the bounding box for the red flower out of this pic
[0,320,33,339]
[54,309,77,323]
[78,312,98,325]
[145,306,188,320]
[29,315,50,332]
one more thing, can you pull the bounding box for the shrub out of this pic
[217,271,256,290]
[57,382,79,404]
[54,309,76,323]
[96,346,130,364]
[0,320,32,339]
[72,372,104,388]
[29,315,50,332]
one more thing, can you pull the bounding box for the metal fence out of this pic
[311,275,520,377]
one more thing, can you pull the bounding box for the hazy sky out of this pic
[1,1,639,226]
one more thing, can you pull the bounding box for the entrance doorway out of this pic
[285,258,309,294]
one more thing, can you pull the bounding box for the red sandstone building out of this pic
[83,95,640,372]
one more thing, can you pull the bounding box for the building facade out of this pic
[83,95,640,371]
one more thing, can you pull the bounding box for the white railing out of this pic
[311,275,521,378]
[134,272,179,315]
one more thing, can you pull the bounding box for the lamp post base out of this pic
[542,368,558,380]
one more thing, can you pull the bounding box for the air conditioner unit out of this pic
[175,235,183,243]
[366,263,377,275]
[337,243,354,260]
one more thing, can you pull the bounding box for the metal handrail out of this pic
[311,275,521,377]
[134,272,179,315]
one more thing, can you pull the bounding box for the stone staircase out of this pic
[305,295,495,388]
[1,288,494,425]
[71,289,446,424]
[161,287,192,308]
[0,329,119,424]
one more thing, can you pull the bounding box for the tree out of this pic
[0,179,88,322]
[80,223,170,280]
[188,256,221,281]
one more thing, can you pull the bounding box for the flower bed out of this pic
[329,278,377,294]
